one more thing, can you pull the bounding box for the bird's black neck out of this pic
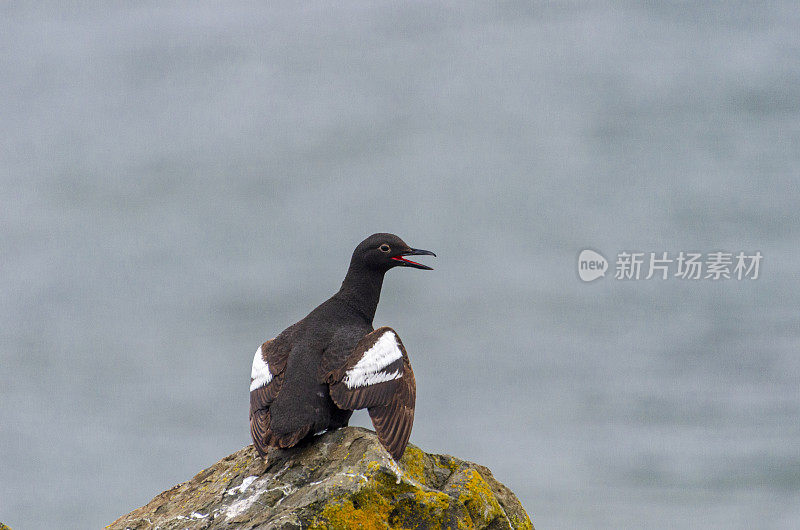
[335,265,385,324]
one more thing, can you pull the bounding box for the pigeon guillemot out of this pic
[249,233,435,460]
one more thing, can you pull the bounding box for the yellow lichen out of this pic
[390,487,453,528]
[312,465,459,530]
[411,488,450,511]
[304,451,531,530]
[399,446,425,484]
[508,513,534,530]
[457,469,504,525]
[310,489,391,529]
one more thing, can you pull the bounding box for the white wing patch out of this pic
[343,331,403,389]
[250,345,272,392]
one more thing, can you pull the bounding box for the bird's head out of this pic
[352,233,436,272]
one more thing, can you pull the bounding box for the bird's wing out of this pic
[249,333,291,456]
[328,326,416,460]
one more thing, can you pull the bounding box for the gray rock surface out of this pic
[108,426,533,529]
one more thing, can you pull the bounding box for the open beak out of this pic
[391,248,436,270]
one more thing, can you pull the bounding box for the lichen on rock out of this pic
[107,426,533,529]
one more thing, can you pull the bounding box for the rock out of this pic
[108,427,533,529]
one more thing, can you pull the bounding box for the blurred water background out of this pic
[2,2,799,528]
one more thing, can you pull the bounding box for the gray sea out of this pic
[2,2,799,528]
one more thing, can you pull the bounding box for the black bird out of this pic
[249,233,435,460]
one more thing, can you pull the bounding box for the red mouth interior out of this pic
[391,256,425,267]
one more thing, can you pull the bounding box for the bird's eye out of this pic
[379,244,391,253]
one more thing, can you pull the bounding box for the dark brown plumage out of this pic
[248,233,434,460]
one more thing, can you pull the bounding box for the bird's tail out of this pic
[249,408,276,457]
[250,407,310,456]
